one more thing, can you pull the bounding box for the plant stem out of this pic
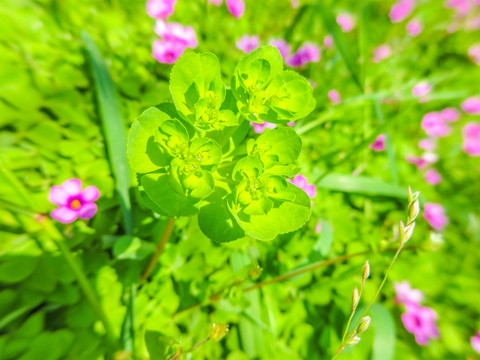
[43,219,117,348]
[140,218,176,285]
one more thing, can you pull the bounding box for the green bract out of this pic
[231,46,316,125]
[128,48,315,241]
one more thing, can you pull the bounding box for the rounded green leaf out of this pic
[155,119,190,157]
[127,107,173,173]
[189,137,222,166]
[232,156,264,182]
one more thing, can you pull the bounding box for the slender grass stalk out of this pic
[140,218,177,285]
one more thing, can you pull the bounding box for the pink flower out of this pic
[372,44,391,63]
[369,134,386,151]
[418,138,436,151]
[462,123,480,156]
[468,44,480,66]
[463,138,480,156]
[406,153,438,169]
[389,0,414,23]
[445,0,471,17]
[288,175,316,199]
[423,203,448,231]
[48,179,100,224]
[152,39,187,64]
[471,331,480,354]
[336,13,355,32]
[154,21,198,48]
[328,89,341,105]
[315,221,322,234]
[421,112,451,137]
[269,39,291,60]
[461,96,480,115]
[291,0,300,8]
[226,0,245,18]
[440,107,460,122]
[425,168,442,185]
[287,121,295,127]
[250,122,276,134]
[287,43,321,67]
[401,302,439,345]
[236,35,260,53]
[412,82,432,98]
[463,122,480,138]
[406,19,423,36]
[394,281,424,305]
[208,0,222,5]
[146,0,176,19]
[324,35,333,48]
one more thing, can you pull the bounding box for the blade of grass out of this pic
[82,31,135,355]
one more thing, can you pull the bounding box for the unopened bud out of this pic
[409,199,420,222]
[362,261,370,280]
[347,335,361,346]
[357,316,371,334]
[408,187,413,204]
[352,287,360,310]
[403,222,416,243]
[209,323,229,341]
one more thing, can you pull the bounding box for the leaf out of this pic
[170,52,225,125]
[113,235,156,260]
[229,182,311,241]
[141,173,199,217]
[198,189,245,243]
[82,31,133,235]
[0,256,39,284]
[189,137,222,166]
[371,303,396,360]
[127,107,173,173]
[248,127,302,172]
[145,331,180,360]
[316,174,407,198]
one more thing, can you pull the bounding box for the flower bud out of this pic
[352,287,360,310]
[409,199,420,222]
[357,316,371,334]
[403,222,416,243]
[209,323,229,341]
[362,260,370,280]
[347,335,361,346]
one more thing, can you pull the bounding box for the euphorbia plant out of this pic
[127,46,316,241]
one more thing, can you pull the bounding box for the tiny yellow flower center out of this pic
[70,199,81,209]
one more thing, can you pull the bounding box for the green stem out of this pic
[140,218,176,285]
[43,220,117,348]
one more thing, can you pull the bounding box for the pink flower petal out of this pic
[78,203,98,220]
[81,186,100,202]
[51,206,78,223]
[48,185,69,206]
[62,178,83,196]
[226,0,245,19]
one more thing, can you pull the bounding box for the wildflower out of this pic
[407,19,423,36]
[154,21,198,48]
[287,43,321,67]
[146,0,176,19]
[394,281,424,305]
[336,13,355,32]
[471,331,480,354]
[423,203,448,231]
[412,82,432,98]
[425,168,442,185]
[369,134,386,151]
[324,35,333,48]
[226,0,245,18]
[328,89,341,105]
[401,302,440,345]
[461,96,480,115]
[315,221,322,234]
[421,112,451,137]
[372,44,391,63]
[236,35,259,53]
[48,179,100,224]
[208,0,222,5]
[418,138,436,151]
[406,153,438,170]
[440,107,460,122]
[152,39,187,64]
[291,0,300,8]
[468,44,480,66]
[269,38,291,60]
[445,0,471,17]
[250,122,276,134]
[390,0,414,23]
[462,122,480,156]
[287,175,316,199]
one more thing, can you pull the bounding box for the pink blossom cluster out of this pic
[412,81,432,102]
[147,1,198,64]
[406,136,444,185]
[390,0,415,23]
[462,122,480,156]
[208,0,245,18]
[236,35,260,53]
[445,0,480,31]
[286,43,321,67]
[421,107,460,138]
[49,179,100,223]
[394,281,440,346]
[327,89,341,105]
[287,174,317,199]
[423,203,449,231]
[336,13,355,32]
[250,122,294,134]
[372,44,391,63]
[406,19,423,36]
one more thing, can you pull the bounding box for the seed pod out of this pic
[357,316,371,334]
[347,335,361,346]
[362,260,370,280]
[352,287,360,310]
